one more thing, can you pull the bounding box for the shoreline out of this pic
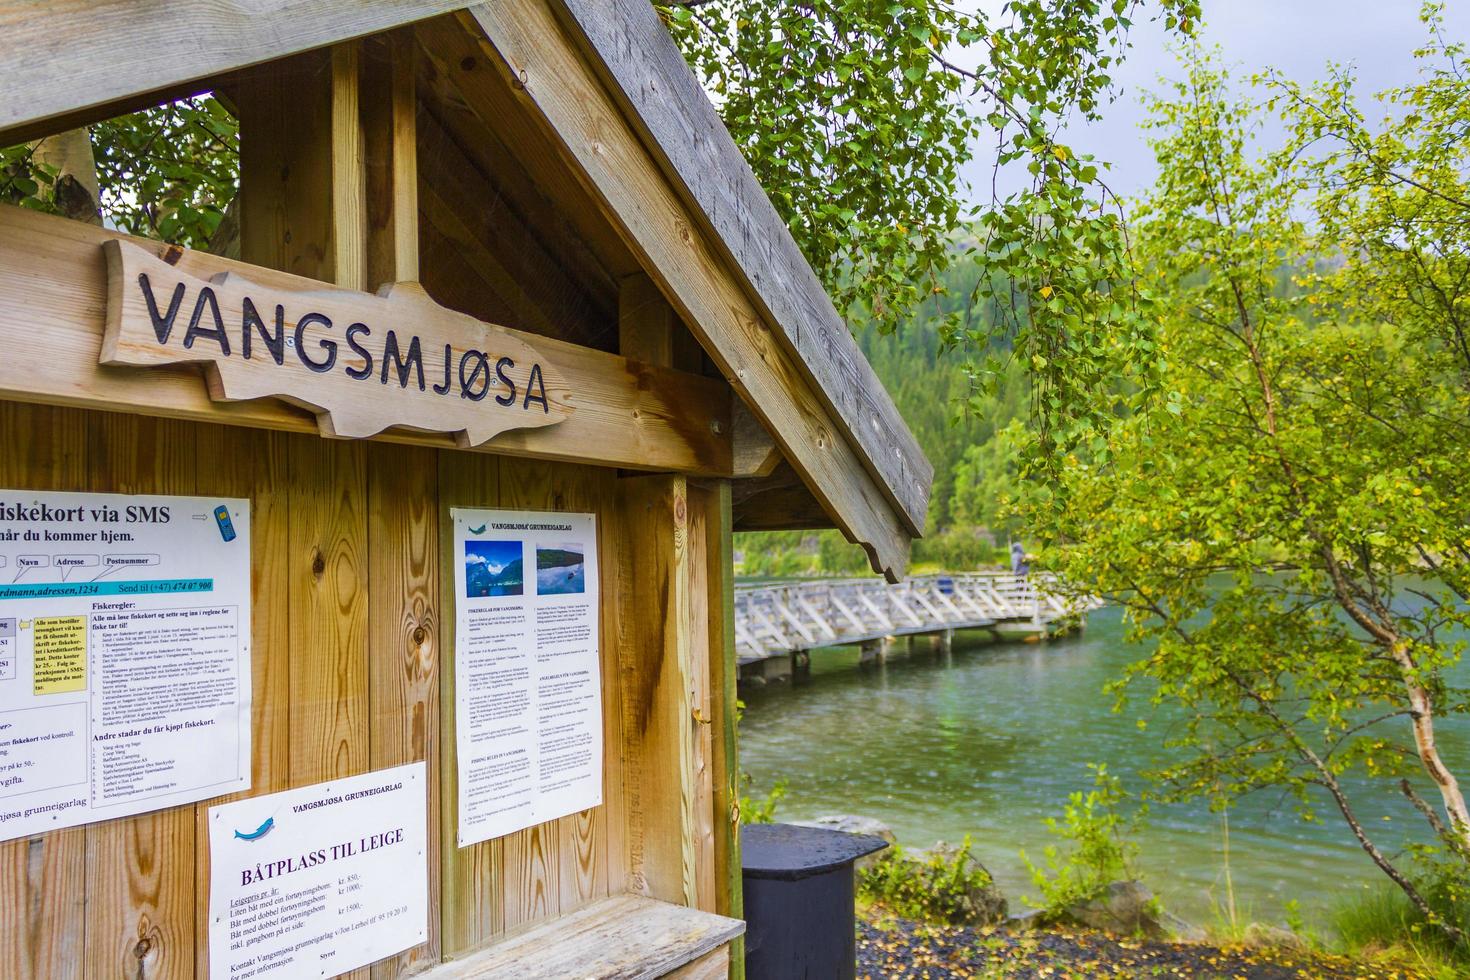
[857,913,1425,979]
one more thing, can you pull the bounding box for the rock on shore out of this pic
[788,814,896,872]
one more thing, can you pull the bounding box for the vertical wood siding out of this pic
[0,401,724,977]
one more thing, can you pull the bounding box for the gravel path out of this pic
[857,916,1419,979]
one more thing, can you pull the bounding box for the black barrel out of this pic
[741,822,888,979]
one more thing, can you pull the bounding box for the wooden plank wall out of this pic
[0,399,732,978]
[0,406,88,980]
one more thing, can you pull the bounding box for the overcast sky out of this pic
[957,0,1470,206]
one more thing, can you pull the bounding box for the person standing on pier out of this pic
[1010,540,1029,580]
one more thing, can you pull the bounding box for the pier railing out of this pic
[732,572,1100,665]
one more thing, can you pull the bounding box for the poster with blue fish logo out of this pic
[207,762,428,979]
[451,507,602,847]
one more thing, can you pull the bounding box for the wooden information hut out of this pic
[0,1,931,977]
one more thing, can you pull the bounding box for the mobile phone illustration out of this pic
[214,505,237,542]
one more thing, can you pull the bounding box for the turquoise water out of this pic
[737,605,1470,928]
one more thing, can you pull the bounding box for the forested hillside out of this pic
[737,262,1026,576]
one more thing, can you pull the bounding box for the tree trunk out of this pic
[1392,643,1470,848]
[29,128,102,224]
[208,193,240,258]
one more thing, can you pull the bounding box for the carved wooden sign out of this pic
[101,240,572,445]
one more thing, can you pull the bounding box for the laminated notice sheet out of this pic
[0,489,251,842]
[207,762,428,979]
[452,508,602,846]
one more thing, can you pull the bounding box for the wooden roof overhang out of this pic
[0,0,932,579]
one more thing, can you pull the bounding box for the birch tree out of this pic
[1039,32,1470,945]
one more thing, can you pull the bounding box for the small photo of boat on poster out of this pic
[536,544,585,595]
[464,540,524,597]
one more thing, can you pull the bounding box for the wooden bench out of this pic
[420,895,744,979]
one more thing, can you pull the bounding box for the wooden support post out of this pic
[859,639,884,668]
[700,480,744,979]
[360,31,419,290]
[730,402,781,479]
[238,41,431,980]
[330,43,366,292]
[237,46,364,286]
[616,473,699,906]
[616,272,726,921]
[361,36,445,977]
[619,272,703,373]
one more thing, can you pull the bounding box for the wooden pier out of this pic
[734,572,1101,671]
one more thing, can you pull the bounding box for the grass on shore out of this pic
[1174,884,1469,980]
[1326,883,1469,980]
[860,882,1467,978]
[859,911,1422,979]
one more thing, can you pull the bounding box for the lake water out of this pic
[737,604,1470,929]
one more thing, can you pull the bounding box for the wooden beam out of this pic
[614,271,703,910]
[449,7,912,579]
[731,463,835,532]
[0,78,221,149]
[730,401,781,479]
[0,203,733,476]
[330,44,367,292]
[0,0,467,143]
[360,34,442,977]
[541,0,931,536]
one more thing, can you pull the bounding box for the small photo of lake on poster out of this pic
[536,544,585,595]
[464,540,523,597]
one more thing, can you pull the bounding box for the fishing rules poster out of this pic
[451,507,602,846]
[0,489,251,842]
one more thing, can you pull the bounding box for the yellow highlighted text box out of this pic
[33,616,86,694]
